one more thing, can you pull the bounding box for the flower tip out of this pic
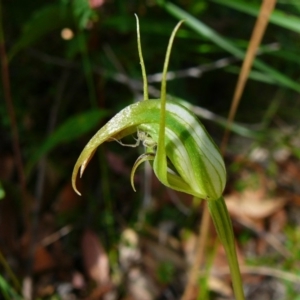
[72,165,83,196]
[75,189,82,196]
[130,176,137,192]
[72,179,82,196]
[80,165,85,178]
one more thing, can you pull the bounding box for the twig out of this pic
[27,42,280,101]
[40,225,73,246]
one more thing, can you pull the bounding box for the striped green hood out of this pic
[72,99,226,200]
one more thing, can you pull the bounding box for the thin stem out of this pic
[160,20,184,109]
[134,14,148,100]
[221,0,276,154]
[208,196,245,300]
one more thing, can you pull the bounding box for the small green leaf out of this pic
[27,109,108,174]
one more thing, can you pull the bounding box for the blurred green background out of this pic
[1,0,300,299]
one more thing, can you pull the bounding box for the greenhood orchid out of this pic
[72,19,226,201]
[71,16,245,300]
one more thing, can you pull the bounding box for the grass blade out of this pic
[159,1,300,93]
[213,0,300,34]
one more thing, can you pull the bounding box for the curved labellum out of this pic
[72,99,226,200]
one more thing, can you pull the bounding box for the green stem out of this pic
[207,196,245,300]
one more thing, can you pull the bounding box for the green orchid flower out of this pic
[72,16,245,300]
[71,20,225,201]
[72,97,226,200]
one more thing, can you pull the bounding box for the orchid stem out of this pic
[208,196,245,300]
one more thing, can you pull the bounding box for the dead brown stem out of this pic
[221,0,277,154]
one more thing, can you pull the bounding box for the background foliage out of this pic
[1,0,300,299]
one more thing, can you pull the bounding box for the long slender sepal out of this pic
[134,14,148,101]
[154,21,184,185]
[131,153,155,191]
[208,197,245,300]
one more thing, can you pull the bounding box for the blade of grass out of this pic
[158,1,300,93]
[213,0,300,34]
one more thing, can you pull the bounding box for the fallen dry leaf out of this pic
[81,229,110,286]
[226,189,287,220]
[208,275,233,297]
